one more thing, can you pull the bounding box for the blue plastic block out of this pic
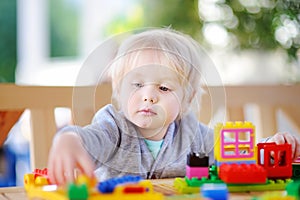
[97,175,142,193]
[201,183,228,200]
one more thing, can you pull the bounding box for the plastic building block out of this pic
[214,121,256,163]
[186,152,209,179]
[257,142,292,179]
[219,163,267,184]
[185,165,223,187]
[111,178,154,195]
[76,174,97,188]
[22,168,50,187]
[174,177,202,194]
[286,180,300,198]
[186,166,208,180]
[24,173,35,191]
[27,186,68,200]
[209,164,218,178]
[201,183,228,200]
[174,177,293,194]
[33,168,48,178]
[292,163,300,180]
[227,179,293,193]
[90,180,164,200]
[187,153,209,167]
[119,185,146,193]
[97,175,142,193]
[185,176,224,187]
[253,191,296,200]
[215,160,256,167]
[292,157,300,180]
[24,172,50,191]
[180,165,222,189]
[24,173,164,200]
[68,183,88,200]
[176,121,296,195]
[174,175,224,194]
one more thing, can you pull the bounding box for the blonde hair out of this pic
[109,28,205,115]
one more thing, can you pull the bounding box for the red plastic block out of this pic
[123,186,146,193]
[257,142,292,179]
[219,163,267,184]
[33,168,48,179]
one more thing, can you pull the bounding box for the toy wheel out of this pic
[24,174,35,190]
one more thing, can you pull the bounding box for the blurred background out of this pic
[0,0,299,186]
[1,0,299,85]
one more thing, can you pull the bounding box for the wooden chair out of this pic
[0,84,112,169]
[0,110,24,146]
[0,83,299,170]
[200,85,300,139]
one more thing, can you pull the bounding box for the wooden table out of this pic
[0,187,27,200]
[151,179,279,200]
[0,179,285,200]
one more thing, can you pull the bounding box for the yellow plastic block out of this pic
[214,121,256,163]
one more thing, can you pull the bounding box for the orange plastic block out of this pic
[219,163,267,184]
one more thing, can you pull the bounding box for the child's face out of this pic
[118,51,184,138]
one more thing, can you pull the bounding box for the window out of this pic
[221,129,254,158]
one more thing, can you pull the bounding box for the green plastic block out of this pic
[286,180,300,198]
[174,178,293,194]
[68,183,89,200]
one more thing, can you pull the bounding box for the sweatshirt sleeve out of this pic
[54,105,121,166]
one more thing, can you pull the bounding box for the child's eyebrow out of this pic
[130,71,143,77]
[159,74,181,83]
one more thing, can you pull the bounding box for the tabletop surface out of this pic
[0,179,286,200]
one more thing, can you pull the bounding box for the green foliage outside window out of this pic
[49,0,79,58]
[0,0,299,82]
[0,0,17,82]
[107,0,300,60]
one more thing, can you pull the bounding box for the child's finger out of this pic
[77,152,95,178]
[63,158,76,184]
[54,158,67,185]
[293,135,300,160]
[48,158,60,185]
[281,133,296,158]
[47,156,55,184]
[47,151,61,185]
[270,133,285,144]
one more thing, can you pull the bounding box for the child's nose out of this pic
[142,86,158,104]
[143,97,157,103]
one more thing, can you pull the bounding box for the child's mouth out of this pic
[138,109,157,116]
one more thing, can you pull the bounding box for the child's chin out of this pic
[136,122,153,129]
[132,117,153,127]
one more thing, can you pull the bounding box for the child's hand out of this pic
[267,132,300,160]
[47,132,95,185]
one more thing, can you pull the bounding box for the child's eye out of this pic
[159,86,170,92]
[132,83,143,88]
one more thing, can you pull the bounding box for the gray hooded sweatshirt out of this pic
[57,104,214,181]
